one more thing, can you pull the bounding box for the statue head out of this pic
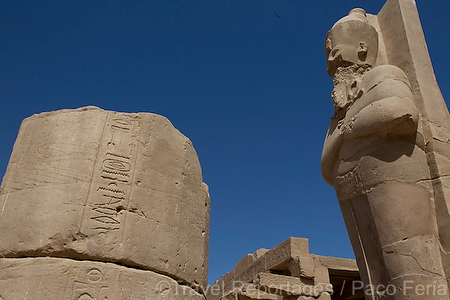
[325,8,379,77]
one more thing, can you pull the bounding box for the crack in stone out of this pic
[384,248,444,278]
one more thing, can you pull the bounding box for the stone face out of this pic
[322,1,450,298]
[0,106,210,289]
[0,257,205,300]
[206,237,361,300]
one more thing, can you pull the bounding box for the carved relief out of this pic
[71,267,109,300]
[81,113,141,235]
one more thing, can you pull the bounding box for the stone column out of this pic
[0,106,210,299]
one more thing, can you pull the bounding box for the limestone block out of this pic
[263,238,309,270]
[235,254,257,276]
[0,106,210,289]
[288,257,315,279]
[0,257,205,300]
[288,258,302,278]
[313,258,330,285]
[316,256,358,273]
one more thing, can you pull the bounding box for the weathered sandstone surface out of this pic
[322,0,450,297]
[0,106,210,290]
[0,257,205,300]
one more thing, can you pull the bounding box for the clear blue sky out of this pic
[1,0,449,285]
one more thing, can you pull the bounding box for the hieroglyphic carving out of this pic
[333,165,363,200]
[81,113,141,235]
[71,267,109,300]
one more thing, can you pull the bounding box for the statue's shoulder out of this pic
[362,64,411,90]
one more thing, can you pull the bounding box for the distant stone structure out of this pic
[322,0,450,298]
[207,237,363,300]
[0,107,210,299]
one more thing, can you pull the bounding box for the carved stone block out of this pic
[0,257,205,300]
[0,106,210,289]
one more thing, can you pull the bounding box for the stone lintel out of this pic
[316,256,358,273]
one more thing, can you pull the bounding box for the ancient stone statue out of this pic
[322,6,449,299]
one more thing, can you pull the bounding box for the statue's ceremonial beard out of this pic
[332,64,371,119]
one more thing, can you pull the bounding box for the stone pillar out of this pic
[377,0,450,291]
[0,106,210,299]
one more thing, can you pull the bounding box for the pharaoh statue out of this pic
[321,8,448,299]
